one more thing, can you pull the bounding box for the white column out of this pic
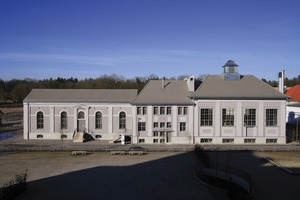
[108,106,113,134]
[147,106,153,137]
[258,101,264,137]
[86,107,89,132]
[173,106,178,136]
[194,101,199,137]
[74,107,78,132]
[50,106,54,133]
[23,103,29,139]
[236,101,243,137]
[132,106,137,137]
[215,101,221,137]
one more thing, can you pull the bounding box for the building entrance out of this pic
[77,111,85,132]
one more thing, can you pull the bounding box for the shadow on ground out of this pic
[15,152,213,200]
[2,150,300,200]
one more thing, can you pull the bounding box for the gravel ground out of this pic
[0,151,213,200]
[1,131,300,200]
[1,151,300,200]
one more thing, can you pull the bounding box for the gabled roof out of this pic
[285,85,300,101]
[24,89,138,103]
[132,80,193,105]
[191,75,287,100]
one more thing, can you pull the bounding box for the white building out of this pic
[23,60,288,144]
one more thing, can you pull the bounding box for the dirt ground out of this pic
[0,151,214,200]
[0,151,300,200]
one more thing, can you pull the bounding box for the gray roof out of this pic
[132,80,193,105]
[191,75,288,100]
[24,89,138,103]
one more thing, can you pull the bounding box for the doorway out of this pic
[77,111,85,132]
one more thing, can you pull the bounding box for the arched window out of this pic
[78,111,85,119]
[61,111,68,129]
[95,112,102,129]
[119,112,126,129]
[37,111,44,129]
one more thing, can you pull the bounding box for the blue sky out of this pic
[0,0,299,81]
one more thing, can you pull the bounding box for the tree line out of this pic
[0,74,300,103]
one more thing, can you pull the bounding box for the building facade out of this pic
[23,61,288,144]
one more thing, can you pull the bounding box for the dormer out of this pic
[223,60,241,80]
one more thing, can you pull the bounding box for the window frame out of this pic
[180,122,186,131]
[160,107,165,115]
[119,111,126,129]
[167,107,172,115]
[61,111,68,130]
[200,108,213,126]
[183,107,188,115]
[138,122,146,131]
[266,109,278,127]
[37,111,44,129]
[95,111,102,129]
[244,109,256,127]
[222,108,235,126]
[154,107,158,115]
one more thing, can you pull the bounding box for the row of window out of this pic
[200,138,278,144]
[137,106,188,115]
[139,138,278,144]
[201,108,278,127]
[36,108,278,130]
[138,122,186,131]
[36,111,126,130]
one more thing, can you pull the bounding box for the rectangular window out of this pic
[183,107,188,115]
[138,122,146,131]
[153,139,158,143]
[244,139,256,143]
[178,107,182,115]
[266,109,277,126]
[143,107,147,115]
[167,122,172,128]
[244,109,256,126]
[137,107,142,115]
[160,122,165,128]
[167,107,172,115]
[200,138,213,143]
[153,132,159,137]
[160,107,165,115]
[139,139,145,143]
[178,107,188,115]
[160,139,165,143]
[222,108,235,126]
[200,108,213,126]
[180,122,186,131]
[266,139,277,143]
[160,132,165,137]
[153,122,158,128]
[222,138,234,143]
[154,107,158,115]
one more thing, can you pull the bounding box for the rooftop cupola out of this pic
[223,60,241,80]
